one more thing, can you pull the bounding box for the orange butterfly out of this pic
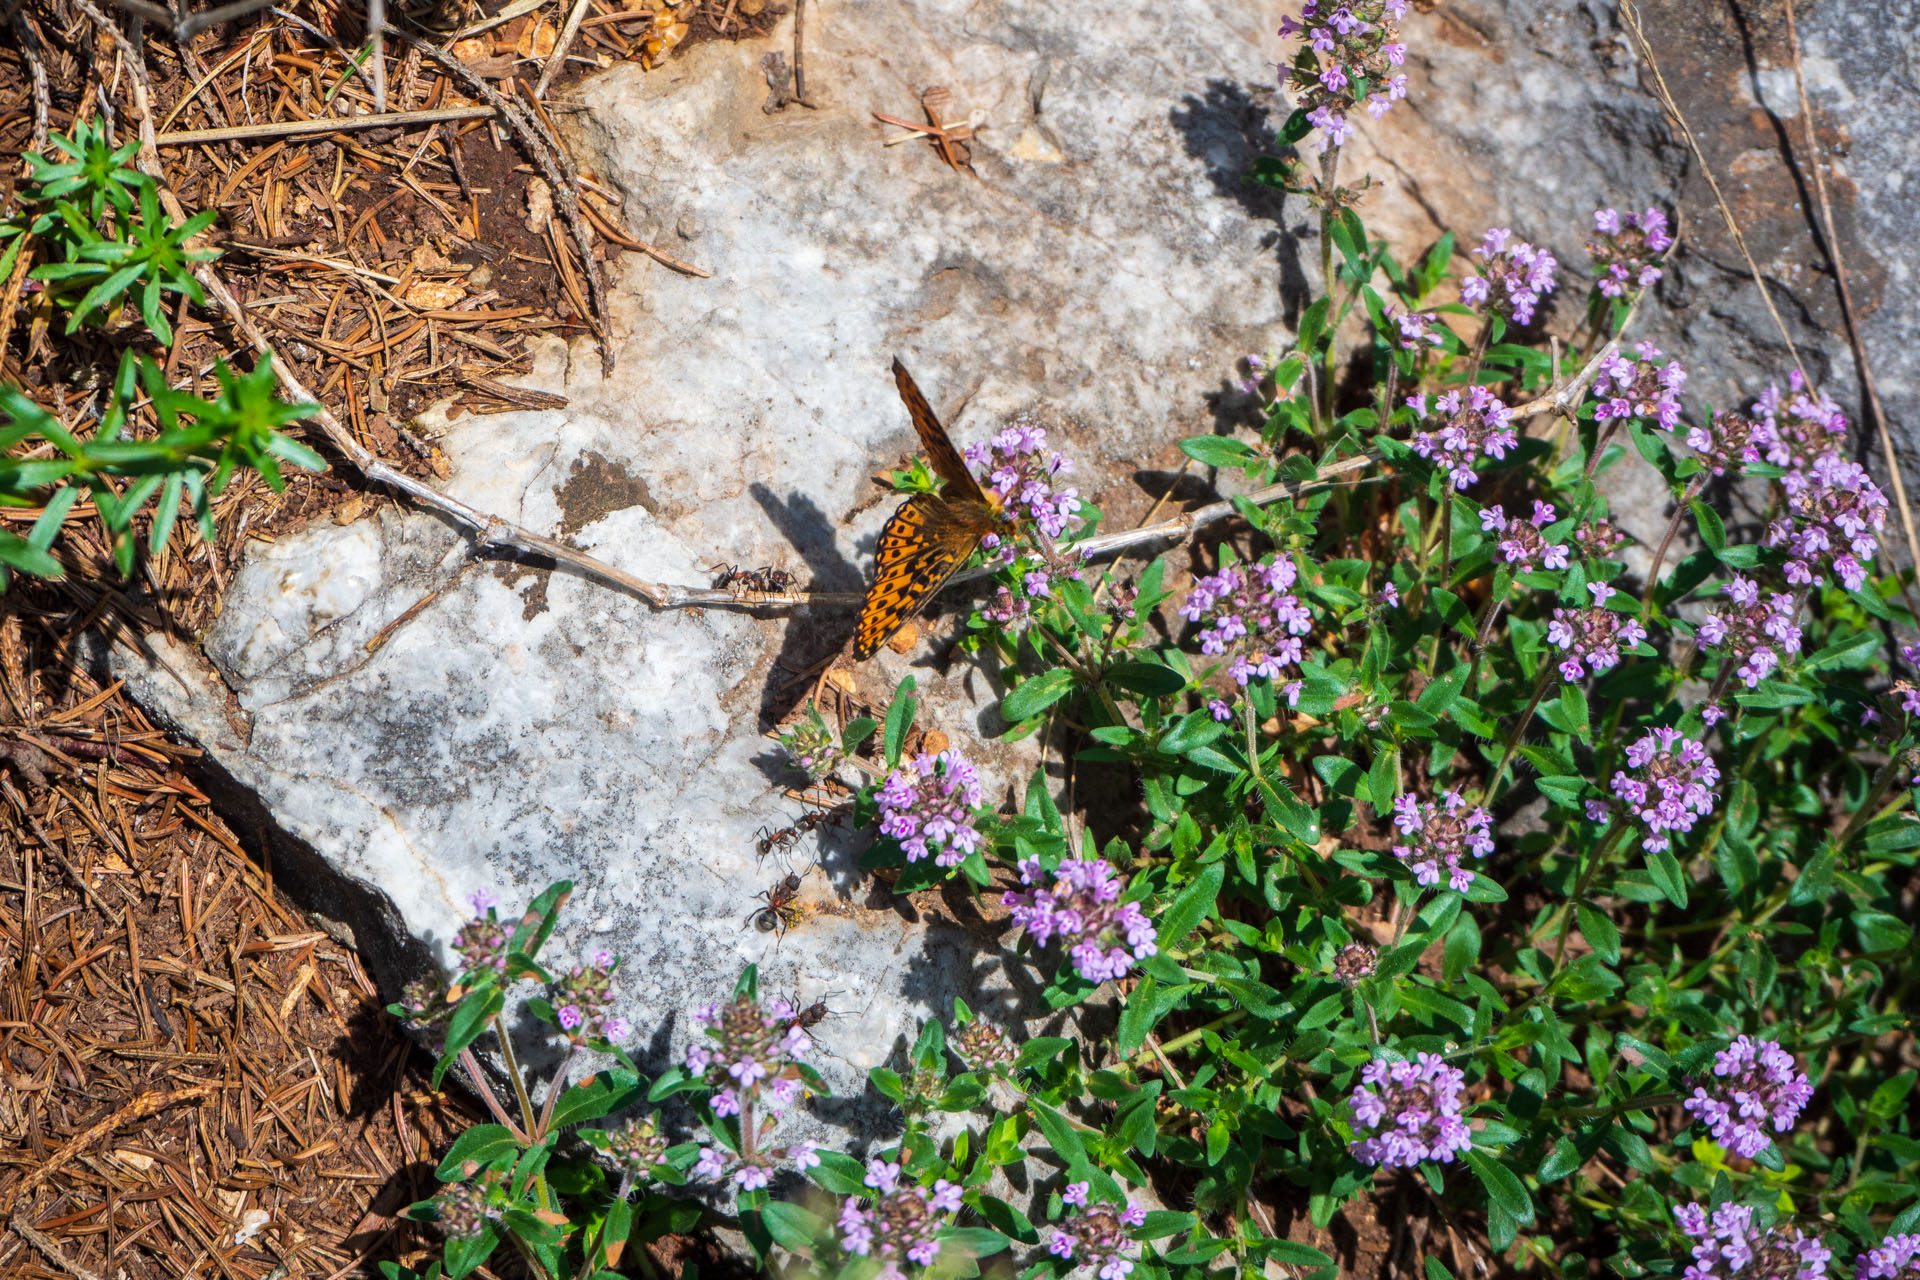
[853,359,1002,659]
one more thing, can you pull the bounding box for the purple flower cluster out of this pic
[1479,500,1569,575]
[1752,371,1848,471]
[1588,206,1673,298]
[965,418,1082,541]
[1858,1235,1920,1280]
[836,1159,962,1280]
[1545,581,1648,681]
[1179,557,1312,699]
[601,1116,672,1179]
[1673,1201,1830,1280]
[1406,385,1519,490]
[1589,726,1720,854]
[876,750,985,867]
[1574,516,1628,562]
[1048,1182,1147,1280]
[1391,791,1495,893]
[1697,577,1802,689]
[1346,1051,1473,1168]
[1461,227,1558,326]
[1686,410,1764,477]
[452,889,511,978]
[686,993,810,1123]
[1003,857,1159,983]
[1683,1035,1813,1159]
[1277,0,1411,147]
[1593,341,1687,432]
[552,951,629,1046]
[1385,303,1444,350]
[1768,451,1888,592]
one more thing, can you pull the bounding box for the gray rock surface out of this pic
[112,0,1315,1148]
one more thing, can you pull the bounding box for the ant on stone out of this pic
[747,865,811,936]
[755,824,802,859]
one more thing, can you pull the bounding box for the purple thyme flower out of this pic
[1048,1182,1148,1280]
[1672,1200,1830,1280]
[1379,581,1400,608]
[1391,791,1495,892]
[1545,580,1649,681]
[1479,500,1569,575]
[1179,557,1313,700]
[1683,1035,1813,1159]
[1857,1234,1920,1280]
[452,905,512,978]
[1767,451,1888,592]
[550,953,624,1047]
[1385,303,1444,350]
[1406,385,1518,490]
[1346,1050,1473,1168]
[1752,371,1848,471]
[1686,410,1764,477]
[601,1116,672,1178]
[686,992,810,1103]
[1696,577,1802,689]
[1278,0,1412,147]
[1593,341,1687,432]
[837,1166,963,1280]
[1003,857,1159,983]
[1600,726,1720,854]
[964,416,1083,541]
[1460,227,1558,326]
[1574,516,1628,562]
[1587,206,1672,298]
[876,749,985,867]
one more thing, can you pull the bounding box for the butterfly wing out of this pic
[892,357,987,504]
[854,495,984,659]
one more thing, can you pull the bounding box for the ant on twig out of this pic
[711,564,801,592]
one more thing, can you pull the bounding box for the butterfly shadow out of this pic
[748,481,867,729]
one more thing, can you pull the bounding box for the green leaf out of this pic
[1157,862,1224,950]
[1788,844,1834,906]
[1013,1037,1072,1071]
[1003,668,1076,722]
[1132,1210,1196,1240]
[1645,846,1688,907]
[1180,435,1259,467]
[1464,1148,1534,1225]
[1574,904,1620,965]
[883,674,917,765]
[1690,499,1725,554]
[436,1125,521,1179]
[1105,660,1186,698]
[758,1201,824,1250]
[547,1069,643,1130]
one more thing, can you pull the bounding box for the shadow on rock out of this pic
[1169,78,1313,323]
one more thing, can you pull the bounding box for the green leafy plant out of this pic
[400,6,1918,1276]
[0,352,323,582]
[1,119,217,346]
[0,122,324,585]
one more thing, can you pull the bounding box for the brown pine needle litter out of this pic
[0,602,481,1278]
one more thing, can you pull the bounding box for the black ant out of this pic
[747,870,805,936]
[755,824,802,858]
[751,567,798,592]
[710,562,746,589]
